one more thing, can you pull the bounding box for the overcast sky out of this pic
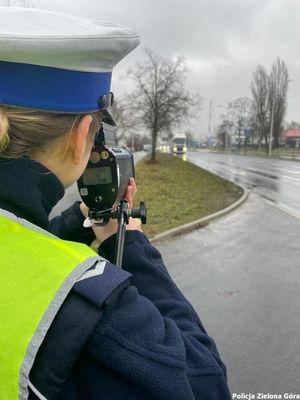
[4,0,300,138]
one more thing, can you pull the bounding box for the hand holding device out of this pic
[77,108,147,266]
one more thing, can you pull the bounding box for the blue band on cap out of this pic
[0,61,112,113]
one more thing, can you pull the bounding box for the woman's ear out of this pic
[71,115,93,164]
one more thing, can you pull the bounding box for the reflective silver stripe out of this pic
[28,381,48,400]
[0,208,57,238]
[77,259,106,282]
[0,208,107,400]
[19,255,102,400]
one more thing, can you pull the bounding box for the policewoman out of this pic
[0,7,231,400]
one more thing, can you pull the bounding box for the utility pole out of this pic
[217,104,228,151]
[208,99,212,136]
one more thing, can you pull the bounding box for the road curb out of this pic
[150,185,249,244]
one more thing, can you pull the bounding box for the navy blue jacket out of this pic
[0,158,231,399]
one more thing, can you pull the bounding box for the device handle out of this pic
[114,201,147,267]
[114,201,128,267]
[130,202,147,224]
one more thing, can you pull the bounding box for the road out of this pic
[188,150,300,218]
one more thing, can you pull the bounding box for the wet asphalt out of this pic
[188,150,300,218]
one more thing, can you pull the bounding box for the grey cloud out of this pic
[24,0,300,132]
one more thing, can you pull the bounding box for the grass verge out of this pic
[134,153,243,238]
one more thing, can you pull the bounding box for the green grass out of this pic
[134,153,243,238]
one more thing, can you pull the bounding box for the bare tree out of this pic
[268,57,289,149]
[250,58,289,152]
[227,97,252,152]
[127,49,201,161]
[125,133,150,151]
[216,118,231,150]
[111,98,135,146]
[251,65,269,151]
[286,120,300,130]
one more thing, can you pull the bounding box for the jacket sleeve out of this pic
[91,230,231,399]
[48,201,95,245]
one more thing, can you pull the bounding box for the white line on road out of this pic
[281,175,300,182]
[284,169,300,175]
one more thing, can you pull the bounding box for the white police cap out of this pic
[0,7,140,113]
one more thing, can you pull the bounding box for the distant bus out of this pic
[171,134,187,154]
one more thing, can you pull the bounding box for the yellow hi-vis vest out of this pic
[0,211,104,400]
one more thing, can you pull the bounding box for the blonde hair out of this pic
[0,110,10,154]
[0,105,102,159]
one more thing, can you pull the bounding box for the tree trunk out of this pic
[264,131,269,153]
[273,128,280,149]
[258,126,262,150]
[151,128,158,161]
